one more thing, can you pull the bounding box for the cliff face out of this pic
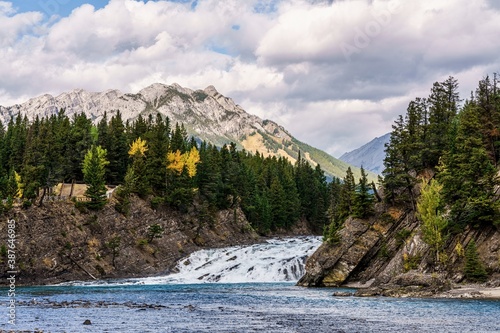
[298,203,500,292]
[0,196,261,286]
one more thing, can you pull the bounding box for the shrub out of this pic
[147,224,164,243]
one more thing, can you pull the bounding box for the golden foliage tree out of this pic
[417,178,448,264]
[128,137,148,157]
[166,147,200,178]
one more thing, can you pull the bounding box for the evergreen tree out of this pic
[324,177,343,244]
[464,240,487,282]
[144,114,170,194]
[269,175,286,230]
[37,112,69,205]
[97,111,109,152]
[474,76,500,163]
[338,167,356,219]
[20,116,44,200]
[281,163,300,227]
[353,166,374,218]
[82,145,109,210]
[196,142,221,208]
[439,101,499,229]
[167,165,194,213]
[426,76,460,167]
[107,111,128,184]
[68,113,93,182]
[383,115,413,205]
[127,137,150,197]
[255,187,272,234]
[147,224,164,243]
[170,123,188,153]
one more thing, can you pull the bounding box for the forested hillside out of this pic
[0,111,366,234]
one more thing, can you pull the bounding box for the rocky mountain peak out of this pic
[0,83,371,181]
[204,85,219,96]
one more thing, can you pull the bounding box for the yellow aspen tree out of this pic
[128,137,148,157]
[184,147,200,178]
[167,150,184,174]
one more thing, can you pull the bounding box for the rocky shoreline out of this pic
[333,284,500,301]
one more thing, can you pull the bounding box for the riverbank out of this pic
[339,280,500,300]
[435,284,500,300]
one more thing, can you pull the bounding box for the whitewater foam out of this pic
[58,237,322,286]
[143,236,322,284]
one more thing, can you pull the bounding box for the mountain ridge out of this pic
[339,133,390,174]
[0,83,375,181]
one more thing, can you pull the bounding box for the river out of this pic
[1,237,499,332]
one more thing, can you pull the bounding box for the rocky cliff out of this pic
[0,196,265,286]
[298,202,500,296]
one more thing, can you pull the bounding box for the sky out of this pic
[1,0,500,157]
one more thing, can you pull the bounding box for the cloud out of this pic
[1,0,500,157]
[0,1,43,47]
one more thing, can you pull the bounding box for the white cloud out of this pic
[1,0,500,156]
[0,2,43,47]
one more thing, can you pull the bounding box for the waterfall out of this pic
[142,236,322,284]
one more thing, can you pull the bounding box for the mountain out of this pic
[339,133,390,174]
[0,83,373,181]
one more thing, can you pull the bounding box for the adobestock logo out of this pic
[340,1,401,62]
[38,0,72,17]
[17,0,74,29]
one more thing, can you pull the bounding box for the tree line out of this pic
[0,110,375,235]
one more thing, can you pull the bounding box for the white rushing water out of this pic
[57,236,322,286]
[141,236,322,284]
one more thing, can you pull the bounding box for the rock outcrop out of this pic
[298,203,500,294]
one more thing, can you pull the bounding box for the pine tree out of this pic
[338,167,356,219]
[426,76,460,167]
[107,111,128,184]
[269,175,286,230]
[147,224,164,243]
[144,114,170,194]
[127,138,150,197]
[353,166,374,218]
[196,142,221,208]
[68,113,93,182]
[170,123,188,153]
[383,115,412,204]
[474,76,500,163]
[439,101,499,229]
[82,145,109,210]
[464,240,488,282]
[325,177,342,242]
